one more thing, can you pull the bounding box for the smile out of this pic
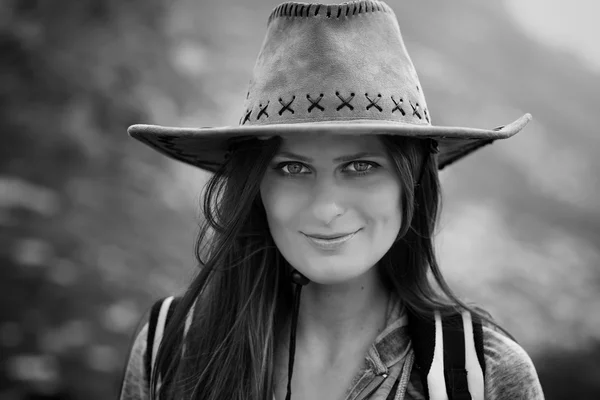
[302,229,361,251]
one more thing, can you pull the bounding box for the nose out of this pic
[309,178,345,225]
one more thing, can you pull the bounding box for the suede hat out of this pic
[128,0,531,172]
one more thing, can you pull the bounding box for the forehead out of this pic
[277,134,386,155]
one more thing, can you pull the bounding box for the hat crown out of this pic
[240,0,431,127]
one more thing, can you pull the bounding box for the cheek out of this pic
[360,179,403,227]
[260,178,304,230]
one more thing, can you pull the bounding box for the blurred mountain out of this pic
[0,0,598,398]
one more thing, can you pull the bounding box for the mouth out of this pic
[304,231,358,240]
[301,229,361,250]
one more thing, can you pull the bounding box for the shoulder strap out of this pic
[407,310,485,400]
[442,313,470,400]
[144,296,179,387]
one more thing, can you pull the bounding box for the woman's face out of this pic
[260,134,403,285]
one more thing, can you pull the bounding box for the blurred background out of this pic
[1,0,599,398]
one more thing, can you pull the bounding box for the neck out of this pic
[293,267,390,362]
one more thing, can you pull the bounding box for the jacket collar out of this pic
[367,295,412,373]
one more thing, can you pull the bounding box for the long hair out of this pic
[150,134,503,399]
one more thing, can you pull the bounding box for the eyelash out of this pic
[275,161,380,177]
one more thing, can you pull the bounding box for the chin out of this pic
[294,258,371,285]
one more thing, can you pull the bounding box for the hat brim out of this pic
[128,114,531,172]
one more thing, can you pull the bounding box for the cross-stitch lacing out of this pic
[336,91,355,111]
[242,109,252,125]
[410,100,422,120]
[243,91,429,123]
[391,96,405,115]
[307,94,325,112]
[267,1,391,23]
[279,96,296,115]
[365,93,383,112]
[257,102,269,120]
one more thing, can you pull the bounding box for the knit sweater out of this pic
[119,297,544,400]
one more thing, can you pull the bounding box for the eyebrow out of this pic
[275,151,385,163]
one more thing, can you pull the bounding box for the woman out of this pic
[120,1,544,399]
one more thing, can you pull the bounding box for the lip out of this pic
[302,229,361,251]
[304,231,357,239]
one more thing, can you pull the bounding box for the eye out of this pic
[344,161,378,174]
[278,162,310,175]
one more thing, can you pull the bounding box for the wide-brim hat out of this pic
[129,0,531,172]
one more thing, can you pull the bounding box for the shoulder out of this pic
[130,322,149,368]
[120,323,149,400]
[482,325,545,400]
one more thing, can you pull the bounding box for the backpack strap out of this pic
[144,296,196,392]
[144,296,177,387]
[407,310,485,400]
[442,313,470,400]
[461,311,485,397]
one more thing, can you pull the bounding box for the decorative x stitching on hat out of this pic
[307,94,325,112]
[336,91,355,111]
[365,93,383,112]
[279,96,296,115]
[391,96,406,116]
[410,101,422,120]
[257,102,270,120]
